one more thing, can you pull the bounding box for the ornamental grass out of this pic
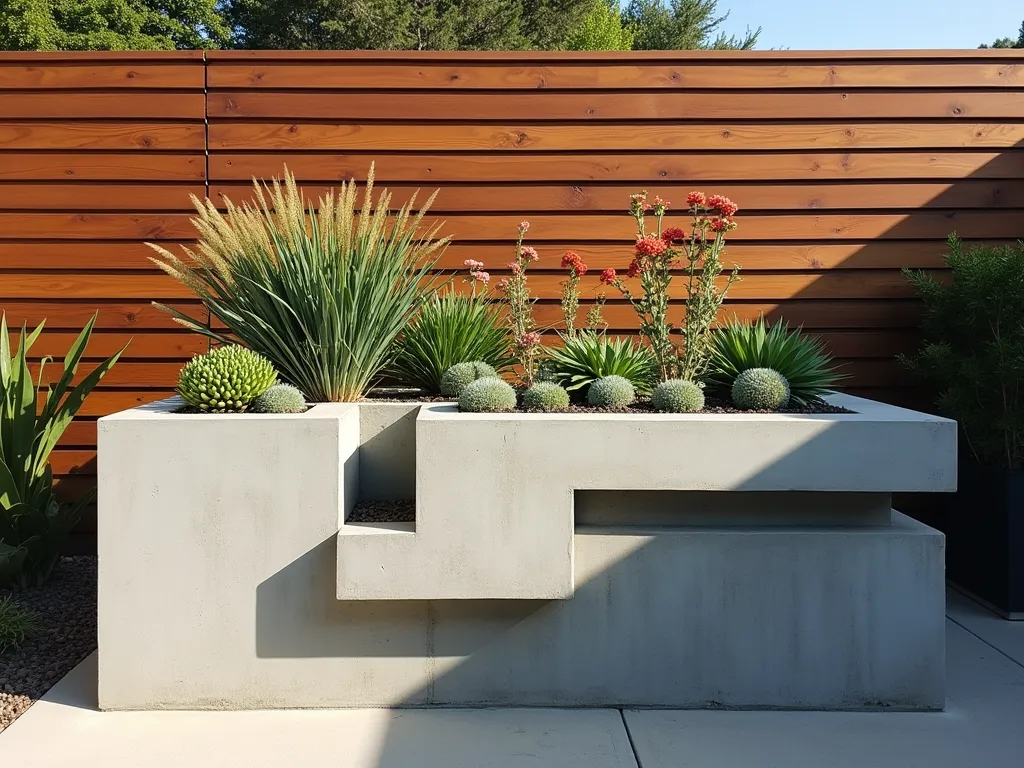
[148,165,450,402]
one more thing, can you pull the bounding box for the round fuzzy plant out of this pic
[440,361,499,398]
[522,381,570,412]
[587,375,636,408]
[459,377,517,413]
[177,345,277,413]
[732,367,791,411]
[250,383,307,414]
[651,379,704,413]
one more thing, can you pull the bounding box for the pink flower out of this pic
[509,262,522,275]
[599,268,617,285]
[497,277,510,291]
[686,191,706,207]
[652,195,670,210]
[463,259,485,271]
[518,221,530,233]
[521,245,539,262]
[470,270,490,284]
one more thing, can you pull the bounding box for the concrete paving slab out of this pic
[624,619,1024,768]
[0,654,637,768]
[947,586,1024,667]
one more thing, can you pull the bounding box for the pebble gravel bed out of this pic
[0,556,97,734]
[347,499,416,523]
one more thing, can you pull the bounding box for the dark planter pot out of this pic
[945,459,1024,618]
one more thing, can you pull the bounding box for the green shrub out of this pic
[732,368,790,411]
[1,312,124,590]
[522,382,570,412]
[651,379,705,413]
[545,331,658,396]
[902,235,1024,469]
[149,165,449,402]
[0,596,41,654]
[440,361,498,398]
[708,317,844,406]
[459,377,517,413]
[587,375,636,407]
[250,383,306,414]
[177,345,277,413]
[390,289,512,394]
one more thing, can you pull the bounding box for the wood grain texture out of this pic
[207,122,1024,151]
[207,91,1024,120]
[0,153,205,181]
[0,185,202,211]
[0,122,205,150]
[210,181,1024,212]
[0,92,205,119]
[208,152,1024,182]
[205,62,1024,90]
[0,63,203,89]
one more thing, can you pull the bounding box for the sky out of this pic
[712,0,1022,50]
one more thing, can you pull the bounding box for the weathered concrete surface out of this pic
[97,393,950,710]
[3,655,638,768]
[337,393,956,600]
[624,617,1024,768]
[356,402,419,502]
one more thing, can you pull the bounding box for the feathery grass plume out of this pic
[148,165,451,402]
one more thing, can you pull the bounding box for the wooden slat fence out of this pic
[2,49,1024,546]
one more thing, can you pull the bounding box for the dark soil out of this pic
[347,499,416,523]
[0,557,97,733]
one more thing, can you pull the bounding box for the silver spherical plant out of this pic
[651,379,705,413]
[177,345,277,413]
[522,381,570,412]
[587,375,636,408]
[440,361,499,398]
[731,367,791,411]
[249,383,307,414]
[459,377,518,413]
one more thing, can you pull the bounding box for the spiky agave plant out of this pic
[707,316,845,407]
[148,165,450,402]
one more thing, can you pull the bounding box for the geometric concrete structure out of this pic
[97,394,955,711]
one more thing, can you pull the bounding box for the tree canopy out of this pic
[0,0,761,51]
[980,20,1024,49]
[0,0,229,50]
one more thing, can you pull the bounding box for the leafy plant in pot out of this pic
[902,234,1024,617]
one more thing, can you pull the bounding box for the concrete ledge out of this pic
[337,393,956,600]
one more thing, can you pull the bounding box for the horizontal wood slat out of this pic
[207,91,1024,120]
[0,123,206,150]
[208,152,1024,182]
[1,93,205,119]
[207,122,1024,151]
[210,181,1024,212]
[0,184,203,211]
[0,153,206,181]
[205,62,1024,90]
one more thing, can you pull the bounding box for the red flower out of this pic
[709,217,731,232]
[708,195,738,217]
[635,235,667,258]
[627,257,644,278]
[560,251,588,275]
[599,268,617,285]
[686,191,706,207]
[661,226,687,244]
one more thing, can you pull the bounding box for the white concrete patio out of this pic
[1,588,1022,767]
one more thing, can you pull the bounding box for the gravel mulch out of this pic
[519,395,854,415]
[347,500,416,523]
[0,556,97,734]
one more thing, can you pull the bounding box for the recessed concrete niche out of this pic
[97,393,954,711]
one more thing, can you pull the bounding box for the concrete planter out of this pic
[98,393,956,711]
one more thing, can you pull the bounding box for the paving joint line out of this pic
[619,708,644,768]
[946,614,1024,671]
